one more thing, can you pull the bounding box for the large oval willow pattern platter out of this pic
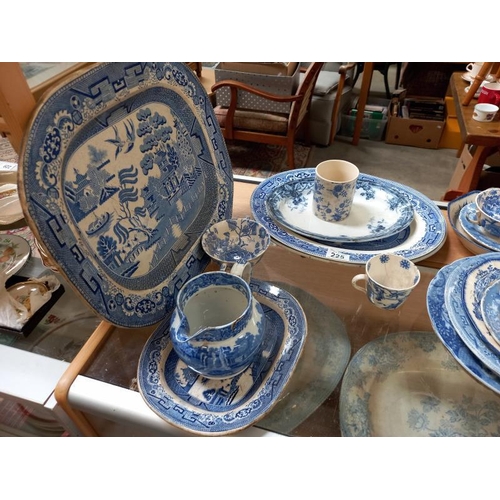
[18,63,233,327]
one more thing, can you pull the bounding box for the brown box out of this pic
[385,97,445,149]
[214,62,300,113]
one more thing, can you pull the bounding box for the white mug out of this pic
[466,62,484,77]
[352,253,420,310]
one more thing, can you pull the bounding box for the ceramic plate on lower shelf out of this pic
[251,169,446,264]
[427,258,500,396]
[481,280,500,345]
[339,331,500,437]
[0,234,31,276]
[445,253,500,374]
[447,191,489,256]
[266,175,414,243]
[137,279,307,436]
[0,183,24,226]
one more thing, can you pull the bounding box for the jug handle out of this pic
[229,262,252,283]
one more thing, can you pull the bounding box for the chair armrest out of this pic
[212,79,302,104]
[338,62,357,75]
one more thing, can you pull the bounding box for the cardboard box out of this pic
[214,62,300,113]
[385,96,445,149]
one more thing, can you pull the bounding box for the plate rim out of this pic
[0,234,31,276]
[459,202,500,252]
[137,278,308,436]
[480,280,500,345]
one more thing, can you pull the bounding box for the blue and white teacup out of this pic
[313,159,359,222]
[466,188,500,238]
[351,253,420,310]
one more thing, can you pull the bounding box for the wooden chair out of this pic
[212,62,324,169]
[462,63,500,106]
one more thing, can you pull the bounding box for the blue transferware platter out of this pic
[427,258,500,395]
[18,63,233,327]
[459,203,500,252]
[137,278,307,436]
[339,331,500,437]
[445,253,500,364]
[481,280,500,345]
[267,176,414,243]
[447,191,489,256]
[251,169,446,265]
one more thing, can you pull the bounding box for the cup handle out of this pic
[230,262,252,283]
[465,208,481,226]
[352,274,368,292]
[466,63,473,72]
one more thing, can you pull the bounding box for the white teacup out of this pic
[466,62,484,78]
[313,159,359,222]
[352,253,420,310]
[473,103,499,123]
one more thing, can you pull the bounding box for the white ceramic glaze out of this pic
[0,183,24,225]
[0,234,31,276]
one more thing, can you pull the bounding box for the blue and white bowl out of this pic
[474,188,500,238]
[202,217,271,267]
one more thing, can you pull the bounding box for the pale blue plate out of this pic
[481,280,500,345]
[267,176,414,243]
[137,279,307,436]
[340,331,500,436]
[19,62,233,327]
[427,258,500,395]
[251,169,446,264]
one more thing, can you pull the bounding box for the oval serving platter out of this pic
[18,62,233,327]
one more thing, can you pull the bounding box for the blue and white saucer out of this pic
[427,258,500,395]
[266,176,414,243]
[481,280,500,345]
[137,279,307,436]
[459,203,500,252]
[251,169,446,265]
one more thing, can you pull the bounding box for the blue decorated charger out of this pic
[18,63,233,327]
[481,280,500,345]
[267,176,414,243]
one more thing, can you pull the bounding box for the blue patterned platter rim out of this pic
[459,203,500,252]
[339,331,500,437]
[251,169,446,264]
[447,191,489,256]
[445,253,500,365]
[18,63,233,327]
[481,280,500,345]
[137,278,307,436]
[427,257,500,395]
[0,234,31,277]
[267,176,414,243]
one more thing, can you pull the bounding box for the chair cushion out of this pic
[214,106,289,135]
[300,70,342,96]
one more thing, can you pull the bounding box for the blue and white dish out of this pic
[18,62,233,327]
[251,169,446,265]
[267,176,414,243]
[481,280,500,345]
[427,259,500,396]
[339,331,500,436]
[444,253,500,375]
[474,188,500,238]
[201,217,270,267]
[447,191,489,255]
[137,278,307,436]
[460,203,500,252]
[0,234,31,277]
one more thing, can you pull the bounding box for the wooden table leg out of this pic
[352,62,374,146]
[443,144,493,200]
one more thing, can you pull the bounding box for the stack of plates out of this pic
[448,191,500,255]
[250,169,447,265]
[427,252,500,396]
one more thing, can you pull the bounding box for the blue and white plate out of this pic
[18,63,233,327]
[447,191,489,255]
[266,176,414,243]
[444,253,500,375]
[339,331,500,437]
[251,169,446,264]
[481,280,500,345]
[460,203,500,252]
[427,259,500,395]
[137,279,307,436]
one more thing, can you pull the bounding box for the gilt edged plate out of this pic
[18,62,233,327]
